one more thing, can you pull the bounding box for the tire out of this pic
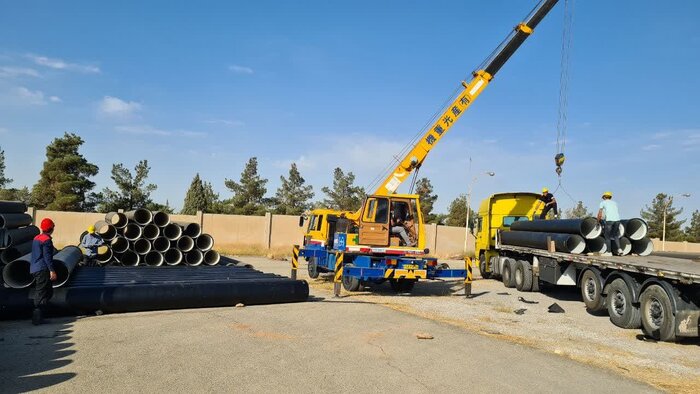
[390,279,415,293]
[307,257,319,279]
[514,260,533,292]
[479,254,492,279]
[640,285,677,342]
[606,278,641,329]
[580,270,606,313]
[502,258,516,288]
[341,264,361,292]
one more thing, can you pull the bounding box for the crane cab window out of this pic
[316,215,324,230]
[362,198,389,223]
[391,201,412,223]
[306,215,317,232]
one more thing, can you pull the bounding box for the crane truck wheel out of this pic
[501,258,516,288]
[606,278,642,329]
[479,254,492,279]
[307,257,320,279]
[640,285,677,342]
[580,270,606,313]
[514,260,533,292]
[342,264,361,291]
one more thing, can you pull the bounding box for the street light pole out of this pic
[464,171,495,256]
[662,193,691,251]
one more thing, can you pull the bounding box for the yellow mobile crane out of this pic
[296,0,560,293]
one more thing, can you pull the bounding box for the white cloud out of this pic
[0,66,40,78]
[49,95,62,103]
[641,144,661,151]
[27,54,100,74]
[652,131,672,140]
[273,155,317,171]
[204,119,245,127]
[14,86,47,105]
[228,65,254,74]
[0,127,8,134]
[99,96,142,118]
[115,125,205,138]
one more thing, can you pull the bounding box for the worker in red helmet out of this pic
[30,218,56,325]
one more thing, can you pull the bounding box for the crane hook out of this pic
[555,153,565,176]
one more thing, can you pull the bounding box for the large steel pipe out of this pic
[621,218,648,241]
[111,236,129,254]
[164,249,183,266]
[0,201,27,214]
[96,246,113,265]
[2,253,33,288]
[631,237,653,256]
[152,211,170,227]
[144,251,164,267]
[510,217,602,239]
[0,213,33,229]
[177,236,195,252]
[123,223,142,241]
[0,241,32,265]
[163,223,182,241]
[177,222,202,238]
[118,250,140,267]
[195,234,214,252]
[142,224,160,240]
[133,239,152,255]
[125,209,153,225]
[152,237,170,253]
[501,231,586,254]
[105,212,128,229]
[185,250,203,266]
[203,250,221,266]
[5,226,40,246]
[52,246,83,288]
[584,237,607,254]
[618,237,632,256]
[94,220,117,241]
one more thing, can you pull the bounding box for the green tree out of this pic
[0,186,31,204]
[640,193,686,241]
[415,177,438,223]
[321,167,365,211]
[97,160,157,212]
[147,200,175,214]
[0,146,12,189]
[445,194,476,229]
[684,210,700,243]
[564,201,592,219]
[31,133,99,211]
[181,174,207,214]
[274,163,314,215]
[224,157,269,215]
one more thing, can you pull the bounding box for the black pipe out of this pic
[619,237,632,256]
[125,209,152,225]
[52,246,83,288]
[123,223,142,241]
[195,234,214,251]
[620,218,648,241]
[133,239,152,255]
[152,237,170,253]
[152,211,170,227]
[0,241,32,265]
[144,251,164,266]
[0,213,33,229]
[105,212,128,229]
[164,249,182,266]
[585,236,606,254]
[118,250,140,266]
[142,223,160,240]
[631,237,653,256]
[176,222,202,238]
[0,201,27,214]
[96,247,113,265]
[510,217,601,239]
[2,253,33,288]
[5,226,40,247]
[94,220,117,241]
[111,236,129,254]
[203,250,220,266]
[185,250,203,266]
[501,231,585,254]
[178,236,195,252]
[163,223,182,241]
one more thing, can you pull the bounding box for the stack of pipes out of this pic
[0,201,39,266]
[501,217,653,256]
[90,208,220,267]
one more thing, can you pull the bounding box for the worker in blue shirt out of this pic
[80,225,104,266]
[30,218,56,325]
[597,191,622,256]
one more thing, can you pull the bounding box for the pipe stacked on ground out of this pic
[2,246,82,288]
[0,200,39,254]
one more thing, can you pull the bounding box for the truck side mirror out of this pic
[298,216,305,227]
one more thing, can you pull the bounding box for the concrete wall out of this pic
[24,209,699,256]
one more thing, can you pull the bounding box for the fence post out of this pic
[196,210,204,233]
[432,224,439,255]
[264,212,273,250]
[28,206,37,225]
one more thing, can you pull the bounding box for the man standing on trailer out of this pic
[536,187,558,219]
[30,218,56,325]
[597,191,622,256]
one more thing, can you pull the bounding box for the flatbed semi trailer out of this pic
[485,242,700,342]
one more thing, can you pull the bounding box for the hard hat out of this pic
[602,191,613,198]
[88,225,95,234]
[40,218,55,232]
[542,187,549,193]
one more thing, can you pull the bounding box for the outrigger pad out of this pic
[547,303,565,313]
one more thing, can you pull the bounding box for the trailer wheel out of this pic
[580,270,605,313]
[502,258,516,288]
[640,285,677,342]
[341,264,361,292]
[606,278,641,329]
[479,254,492,279]
[515,260,533,292]
[390,279,415,293]
[307,258,319,279]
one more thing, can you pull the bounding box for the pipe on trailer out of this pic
[123,223,142,241]
[111,236,129,254]
[0,213,33,229]
[177,222,202,238]
[5,226,40,247]
[203,250,221,266]
[0,201,28,214]
[584,237,607,254]
[510,217,602,239]
[144,251,164,266]
[142,224,160,240]
[195,234,214,252]
[2,253,33,288]
[105,211,128,229]
[164,249,183,266]
[185,250,203,266]
[163,223,182,241]
[152,211,170,227]
[618,237,632,256]
[152,237,170,253]
[621,218,648,241]
[51,246,83,288]
[631,237,653,256]
[0,241,32,265]
[500,231,586,254]
[118,250,140,266]
[177,236,195,252]
[125,209,153,226]
[133,239,152,255]
[94,220,117,241]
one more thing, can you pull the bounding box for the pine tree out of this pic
[181,174,207,214]
[321,167,365,211]
[415,177,438,223]
[0,146,12,189]
[445,194,476,229]
[31,133,99,211]
[224,157,269,215]
[640,193,686,241]
[564,201,592,219]
[274,163,314,215]
[98,160,157,212]
[684,210,700,243]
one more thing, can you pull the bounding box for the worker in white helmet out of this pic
[597,191,622,256]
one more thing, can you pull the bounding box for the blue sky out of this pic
[0,0,698,222]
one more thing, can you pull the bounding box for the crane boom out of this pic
[374,0,559,196]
